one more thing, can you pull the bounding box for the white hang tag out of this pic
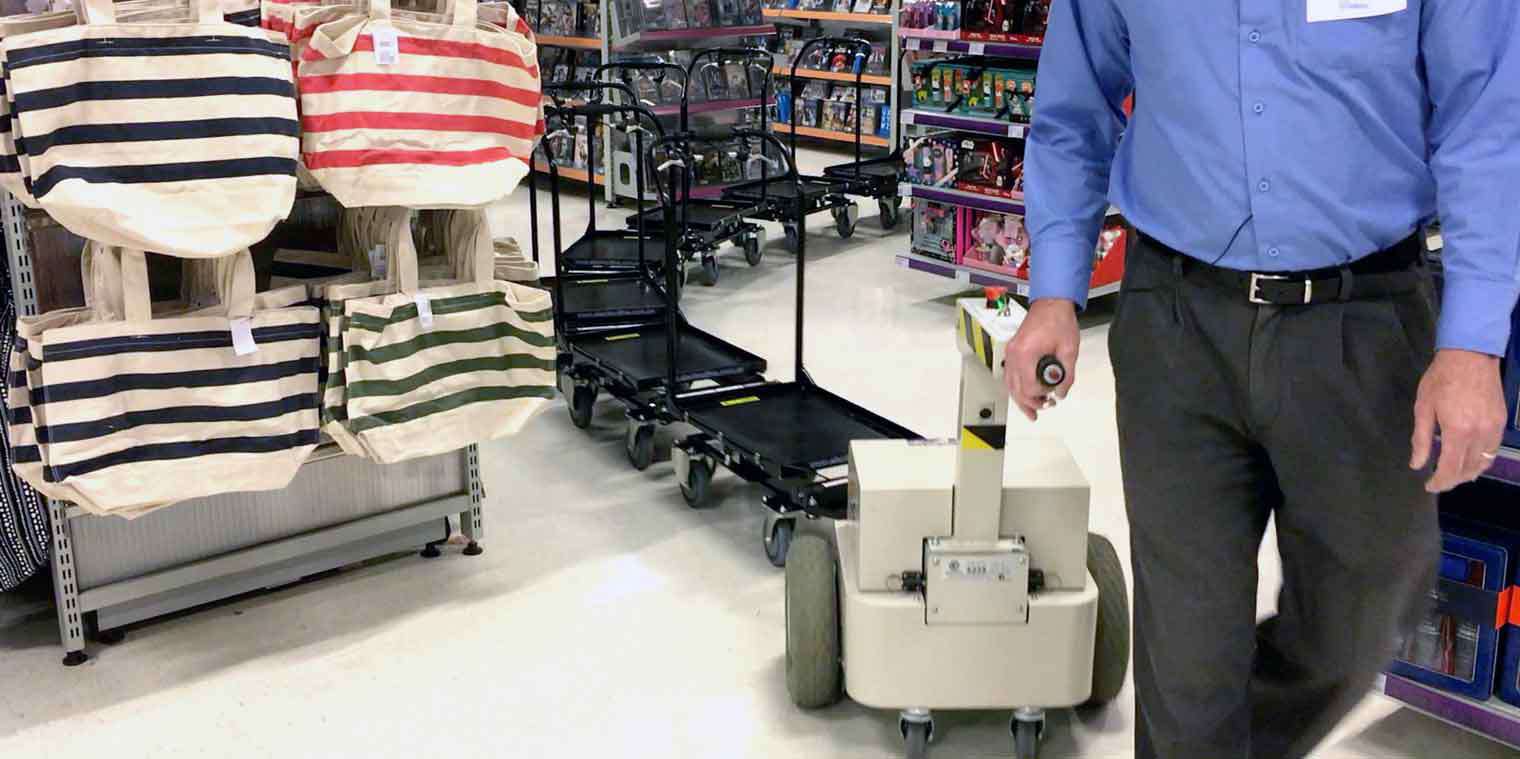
[230,318,258,356]
[367,244,387,278]
[415,295,434,328]
[373,26,400,64]
[1307,0,1406,23]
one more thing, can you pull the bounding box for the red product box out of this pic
[960,0,1048,42]
[953,138,1024,199]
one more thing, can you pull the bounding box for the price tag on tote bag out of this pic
[415,295,434,328]
[230,318,258,356]
[373,27,400,65]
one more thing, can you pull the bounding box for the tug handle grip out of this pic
[1036,355,1066,388]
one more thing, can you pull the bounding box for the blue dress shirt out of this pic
[1024,0,1520,355]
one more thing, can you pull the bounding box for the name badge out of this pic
[1307,0,1407,23]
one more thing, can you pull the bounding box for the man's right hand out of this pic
[1006,298,1080,421]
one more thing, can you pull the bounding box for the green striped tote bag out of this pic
[323,207,554,464]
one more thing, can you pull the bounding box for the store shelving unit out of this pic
[896,18,1125,300]
[2,193,487,666]
[767,3,899,150]
[774,121,890,147]
[537,34,601,49]
[612,23,776,49]
[1380,674,1520,750]
[534,160,604,185]
[763,8,892,23]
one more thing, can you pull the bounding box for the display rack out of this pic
[1380,674,1520,750]
[896,20,1125,300]
[767,3,899,149]
[2,193,487,666]
[531,2,613,190]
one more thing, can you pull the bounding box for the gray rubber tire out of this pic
[681,458,713,508]
[627,425,654,471]
[1085,532,1131,707]
[834,206,855,239]
[879,199,900,230]
[569,384,595,430]
[764,517,794,567]
[744,236,762,266]
[786,535,842,709]
[701,256,719,286]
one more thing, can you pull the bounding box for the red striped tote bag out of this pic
[1,0,299,257]
[296,0,542,208]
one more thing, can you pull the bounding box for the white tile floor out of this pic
[0,148,1513,758]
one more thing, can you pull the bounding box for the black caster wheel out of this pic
[900,719,933,759]
[879,199,901,229]
[627,424,655,471]
[833,206,856,239]
[763,517,795,567]
[62,651,89,667]
[681,458,714,508]
[420,542,443,558]
[784,222,800,252]
[701,256,719,287]
[744,235,762,266]
[1012,718,1042,759]
[95,628,126,645]
[568,384,596,430]
[462,542,484,556]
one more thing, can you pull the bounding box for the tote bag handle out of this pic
[118,249,256,323]
[80,0,226,25]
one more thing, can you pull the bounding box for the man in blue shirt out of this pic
[1004,0,1520,756]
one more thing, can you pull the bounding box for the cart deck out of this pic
[559,277,668,323]
[561,229,658,272]
[680,382,916,471]
[629,202,753,232]
[724,175,842,206]
[571,324,766,391]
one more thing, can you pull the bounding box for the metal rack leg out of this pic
[47,499,87,666]
[461,444,484,556]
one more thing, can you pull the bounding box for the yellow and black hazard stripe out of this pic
[961,424,1007,451]
[958,305,996,373]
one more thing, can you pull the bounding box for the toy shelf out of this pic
[533,161,604,186]
[763,8,892,23]
[902,183,1025,214]
[613,24,777,50]
[772,121,891,147]
[1381,674,1520,749]
[773,65,893,85]
[1479,446,1520,488]
[903,108,1027,138]
[899,33,1041,60]
[536,34,600,49]
[894,251,1123,299]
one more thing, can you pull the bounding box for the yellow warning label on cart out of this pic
[720,396,761,407]
[605,333,640,341]
[961,425,1007,451]
[576,279,609,285]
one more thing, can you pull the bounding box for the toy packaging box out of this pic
[1438,482,1520,707]
[1390,530,1509,701]
[963,0,1049,42]
[955,137,1024,198]
[958,209,1030,278]
[911,199,958,263]
[906,136,958,185]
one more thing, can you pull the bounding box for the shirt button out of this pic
[1258,179,1271,192]
[1268,247,1281,257]
[1253,102,1265,114]
[1248,31,1261,43]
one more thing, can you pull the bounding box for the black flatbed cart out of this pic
[534,103,768,469]
[657,131,919,567]
[542,82,667,276]
[816,39,907,230]
[608,50,777,286]
[720,37,892,247]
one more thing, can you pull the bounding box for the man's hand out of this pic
[1410,349,1507,493]
[1006,298,1080,421]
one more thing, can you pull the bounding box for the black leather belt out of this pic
[1135,231,1425,305]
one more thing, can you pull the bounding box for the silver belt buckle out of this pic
[1248,273,1311,305]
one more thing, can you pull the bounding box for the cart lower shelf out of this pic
[562,230,660,272]
[571,325,765,391]
[680,382,915,471]
[559,277,668,322]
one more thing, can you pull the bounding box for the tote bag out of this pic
[296,0,541,208]
[2,0,299,257]
[15,246,321,516]
[323,207,553,463]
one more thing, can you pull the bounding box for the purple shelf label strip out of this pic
[910,185,1025,215]
[1384,676,1520,748]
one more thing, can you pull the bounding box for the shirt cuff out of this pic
[1437,274,1520,356]
[1028,236,1095,309]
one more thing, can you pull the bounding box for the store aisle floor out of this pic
[0,160,1511,758]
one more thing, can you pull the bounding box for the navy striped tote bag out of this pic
[1,0,299,257]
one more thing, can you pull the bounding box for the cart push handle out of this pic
[789,36,872,168]
[1037,356,1066,388]
[594,60,690,109]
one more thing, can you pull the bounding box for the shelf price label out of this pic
[896,257,910,269]
[968,42,985,54]
[1007,124,1027,139]
[932,40,948,52]
[955,269,971,284]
